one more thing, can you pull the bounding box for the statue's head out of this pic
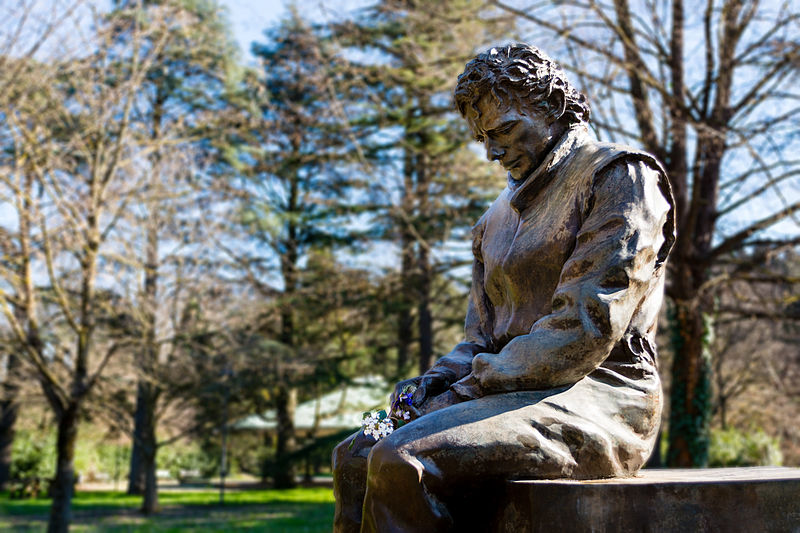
[454,44,590,181]
[454,44,590,127]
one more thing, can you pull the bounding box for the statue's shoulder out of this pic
[571,139,666,178]
[573,139,676,267]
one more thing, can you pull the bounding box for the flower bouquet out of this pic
[353,385,416,446]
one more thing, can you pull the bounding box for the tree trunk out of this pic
[141,429,159,515]
[136,382,159,514]
[397,143,416,376]
[273,384,296,489]
[416,244,433,375]
[127,383,147,495]
[260,432,273,484]
[397,234,414,375]
[0,398,17,490]
[273,163,299,490]
[47,406,78,533]
[666,298,712,467]
[137,217,160,509]
[415,150,433,375]
[0,353,19,490]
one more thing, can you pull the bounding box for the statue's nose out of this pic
[487,142,505,161]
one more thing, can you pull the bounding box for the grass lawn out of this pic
[0,487,335,532]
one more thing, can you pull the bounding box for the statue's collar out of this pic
[508,124,591,213]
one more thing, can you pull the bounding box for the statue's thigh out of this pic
[379,390,580,484]
[381,374,658,482]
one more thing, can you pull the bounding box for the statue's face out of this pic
[467,93,556,182]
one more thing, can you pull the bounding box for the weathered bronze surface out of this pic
[333,44,676,532]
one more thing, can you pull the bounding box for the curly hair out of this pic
[454,44,590,125]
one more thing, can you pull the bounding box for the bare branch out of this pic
[711,205,800,259]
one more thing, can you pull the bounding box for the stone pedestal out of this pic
[494,467,800,532]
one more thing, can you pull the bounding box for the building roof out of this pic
[232,375,392,432]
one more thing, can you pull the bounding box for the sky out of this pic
[219,0,285,61]
[2,0,797,243]
[219,0,369,63]
[0,0,367,64]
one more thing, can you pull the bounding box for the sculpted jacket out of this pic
[333,124,677,533]
[433,125,676,398]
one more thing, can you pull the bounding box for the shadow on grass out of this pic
[0,488,335,532]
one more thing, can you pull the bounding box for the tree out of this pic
[0,309,25,490]
[96,0,240,513]
[0,0,89,493]
[223,10,365,488]
[0,9,185,530]
[491,0,800,466]
[707,250,800,459]
[332,0,510,377]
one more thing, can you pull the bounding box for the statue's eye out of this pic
[497,122,517,134]
[483,122,516,141]
[474,134,485,143]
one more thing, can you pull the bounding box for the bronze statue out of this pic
[333,44,676,532]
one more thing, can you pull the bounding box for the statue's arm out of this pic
[453,158,675,398]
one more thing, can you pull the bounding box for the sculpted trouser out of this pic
[332,369,661,533]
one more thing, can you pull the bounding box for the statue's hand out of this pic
[390,376,418,404]
[451,373,483,401]
[391,370,456,416]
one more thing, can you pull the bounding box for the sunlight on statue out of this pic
[332,44,676,533]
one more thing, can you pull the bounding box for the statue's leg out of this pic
[358,388,613,532]
[357,393,547,533]
[332,431,374,533]
[357,375,658,531]
[360,434,455,533]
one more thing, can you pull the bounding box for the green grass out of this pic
[0,487,335,532]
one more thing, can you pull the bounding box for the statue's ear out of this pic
[546,88,567,122]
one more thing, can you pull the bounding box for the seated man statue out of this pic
[333,44,676,532]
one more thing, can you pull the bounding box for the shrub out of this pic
[709,427,783,467]
[93,443,130,484]
[10,429,55,481]
[159,442,219,481]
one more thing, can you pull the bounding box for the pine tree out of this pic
[236,9,365,488]
[332,0,510,376]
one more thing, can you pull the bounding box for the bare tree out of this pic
[491,0,800,466]
[0,9,177,531]
[711,250,800,445]
[0,0,90,493]
[97,0,239,513]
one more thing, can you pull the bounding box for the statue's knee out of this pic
[367,438,417,485]
[332,438,351,470]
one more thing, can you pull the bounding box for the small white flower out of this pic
[362,407,402,441]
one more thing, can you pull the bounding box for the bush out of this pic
[10,429,55,482]
[159,442,219,482]
[229,432,271,478]
[709,427,783,467]
[93,443,130,484]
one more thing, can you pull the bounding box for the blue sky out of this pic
[2,0,797,242]
[220,0,369,63]
[219,0,283,61]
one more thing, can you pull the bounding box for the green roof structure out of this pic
[232,375,392,433]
